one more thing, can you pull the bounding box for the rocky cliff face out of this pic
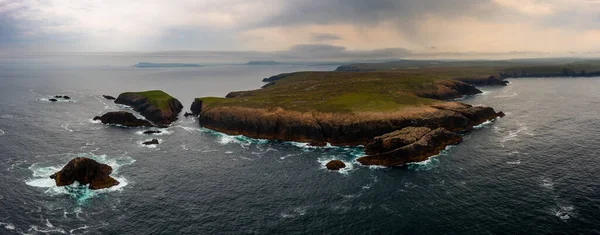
[197,102,502,147]
[416,80,482,100]
[50,157,119,190]
[115,92,183,126]
[190,99,203,116]
[357,128,463,166]
[93,111,154,127]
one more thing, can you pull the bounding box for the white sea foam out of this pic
[0,129,4,136]
[0,222,15,230]
[90,118,102,124]
[25,153,135,203]
[474,119,494,129]
[61,123,74,132]
[281,207,307,218]
[0,114,14,119]
[406,145,454,171]
[94,96,110,109]
[506,160,521,165]
[541,178,554,189]
[500,123,532,142]
[553,205,575,221]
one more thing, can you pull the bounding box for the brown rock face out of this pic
[357,128,463,166]
[326,160,346,170]
[115,93,183,126]
[93,111,154,127]
[431,102,503,126]
[416,80,482,100]
[365,127,432,155]
[190,99,203,116]
[50,157,119,190]
[197,101,500,146]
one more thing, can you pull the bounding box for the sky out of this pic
[1,0,600,60]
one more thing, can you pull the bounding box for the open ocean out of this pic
[1,56,599,234]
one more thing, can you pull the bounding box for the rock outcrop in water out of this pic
[50,157,119,190]
[103,95,116,100]
[358,127,463,166]
[115,90,183,127]
[143,139,159,145]
[326,160,346,171]
[93,111,154,127]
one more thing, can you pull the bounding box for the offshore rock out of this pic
[93,111,154,127]
[142,139,159,145]
[115,90,183,127]
[103,95,116,100]
[357,128,463,166]
[50,157,119,190]
[143,130,161,135]
[326,160,346,171]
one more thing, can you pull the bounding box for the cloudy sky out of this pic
[1,0,600,58]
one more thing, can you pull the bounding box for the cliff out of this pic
[115,90,183,127]
[197,102,500,146]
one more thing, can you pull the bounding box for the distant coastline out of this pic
[134,62,203,68]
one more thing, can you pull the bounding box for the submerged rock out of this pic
[326,160,346,171]
[103,95,116,100]
[358,127,463,166]
[93,111,154,127]
[183,112,194,117]
[50,157,119,190]
[142,139,159,145]
[143,130,161,135]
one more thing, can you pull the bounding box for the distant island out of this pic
[134,62,203,68]
[246,60,285,65]
[189,59,600,168]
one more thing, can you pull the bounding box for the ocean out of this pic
[0,56,599,234]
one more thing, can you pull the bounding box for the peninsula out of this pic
[191,59,600,167]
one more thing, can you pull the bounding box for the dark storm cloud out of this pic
[260,0,497,28]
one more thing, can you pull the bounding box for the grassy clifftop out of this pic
[120,90,177,110]
[197,71,487,113]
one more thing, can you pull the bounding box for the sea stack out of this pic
[50,157,119,190]
[115,90,183,127]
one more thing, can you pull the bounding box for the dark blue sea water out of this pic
[1,56,600,234]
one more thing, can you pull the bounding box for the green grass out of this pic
[198,71,454,113]
[123,90,175,110]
